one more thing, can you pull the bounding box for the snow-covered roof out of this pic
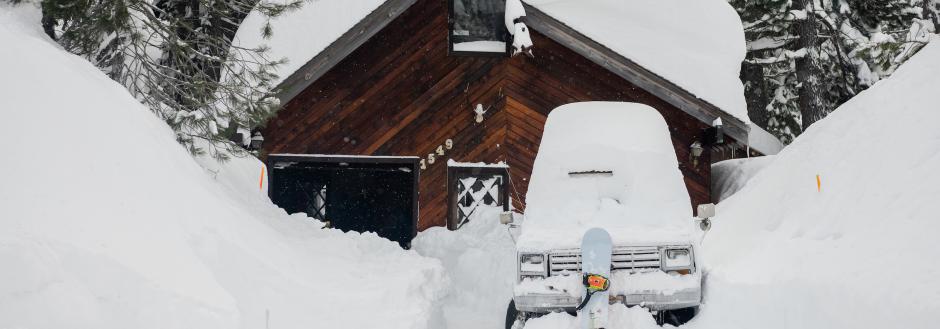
[233,0,386,85]
[447,159,510,168]
[748,123,785,155]
[524,0,748,122]
[234,0,750,123]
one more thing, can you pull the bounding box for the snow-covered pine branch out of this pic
[729,0,933,144]
[33,0,304,161]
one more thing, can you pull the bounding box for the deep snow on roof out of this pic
[232,0,385,85]
[524,0,749,122]
[235,0,750,122]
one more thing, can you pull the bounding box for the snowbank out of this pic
[232,0,385,85]
[696,36,940,328]
[524,0,749,122]
[520,102,694,250]
[413,206,517,329]
[0,4,445,329]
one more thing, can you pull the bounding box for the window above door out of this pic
[448,0,509,56]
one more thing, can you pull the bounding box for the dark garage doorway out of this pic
[267,154,420,248]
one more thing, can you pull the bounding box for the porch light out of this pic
[712,118,724,144]
[250,131,264,150]
[690,141,703,166]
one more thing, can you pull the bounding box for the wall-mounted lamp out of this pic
[712,118,724,144]
[250,131,264,150]
[690,141,704,167]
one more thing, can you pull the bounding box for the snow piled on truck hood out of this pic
[519,102,695,250]
[0,4,445,329]
[524,0,749,122]
[695,37,940,329]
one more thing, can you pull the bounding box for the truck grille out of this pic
[548,247,662,275]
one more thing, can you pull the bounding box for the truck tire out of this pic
[505,300,524,329]
[660,306,698,326]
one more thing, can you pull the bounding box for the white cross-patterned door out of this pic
[447,163,510,230]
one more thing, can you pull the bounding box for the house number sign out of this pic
[420,139,453,170]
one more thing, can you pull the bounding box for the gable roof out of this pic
[232,0,755,144]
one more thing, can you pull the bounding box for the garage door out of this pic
[267,154,419,248]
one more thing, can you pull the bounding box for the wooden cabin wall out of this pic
[262,0,720,230]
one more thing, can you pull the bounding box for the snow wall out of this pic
[696,37,940,329]
[0,5,446,329]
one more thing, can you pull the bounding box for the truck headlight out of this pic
[519,253,548,279]
[661,248,693,272]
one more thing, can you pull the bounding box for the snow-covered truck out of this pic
[503,102,708,327]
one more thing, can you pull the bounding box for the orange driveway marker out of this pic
[816,174,821,192]
[260,165,266,191]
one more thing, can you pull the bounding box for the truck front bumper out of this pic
[514,283,701,313]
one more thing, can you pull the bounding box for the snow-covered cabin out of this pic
[238,0,782,244]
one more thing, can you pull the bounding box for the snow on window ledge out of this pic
[453,41,507,53]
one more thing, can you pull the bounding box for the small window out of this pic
[448,0,509,56]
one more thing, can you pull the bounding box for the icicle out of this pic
[505,0,534,57]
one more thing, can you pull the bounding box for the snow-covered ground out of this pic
[413,206,517,329]
[3,2,939,329]
[0,4,446,329]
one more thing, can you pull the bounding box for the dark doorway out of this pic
[267,154,420,248]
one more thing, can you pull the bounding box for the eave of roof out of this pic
[275,0,417,104]
[273,0,750,143]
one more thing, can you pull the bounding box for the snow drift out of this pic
[0,4,445,329]
[696,37,940,329]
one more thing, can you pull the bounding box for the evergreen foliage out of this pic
[20,0,303,160]
[730,0,935,143]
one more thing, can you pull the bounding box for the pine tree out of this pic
[730,0,935,143]
[18,0,303,161]
[927,0,940,31]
